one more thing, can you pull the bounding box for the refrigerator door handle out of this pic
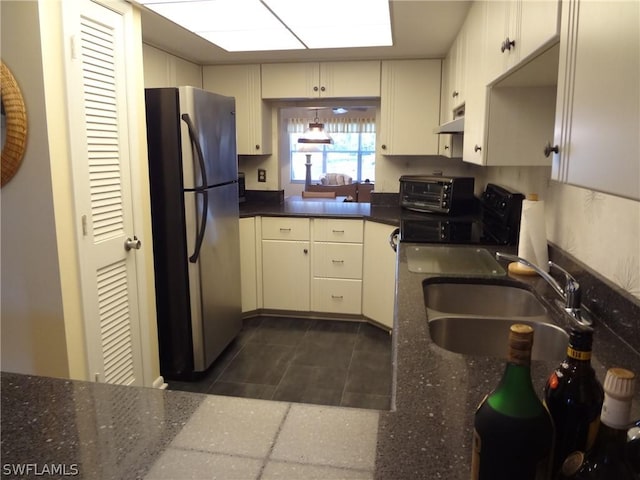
[181,113,209,190]
[189,190,208,263]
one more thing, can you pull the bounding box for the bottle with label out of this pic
[471,324,554,480]
[544,327,604,477]
[569,367,637,480]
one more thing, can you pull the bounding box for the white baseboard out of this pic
[152,375,168,389]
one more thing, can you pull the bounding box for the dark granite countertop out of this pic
[3,208,639,478]
[239,196,402,227]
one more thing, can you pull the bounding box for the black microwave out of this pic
[399,175,475,214]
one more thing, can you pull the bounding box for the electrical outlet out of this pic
[258,169,266,182]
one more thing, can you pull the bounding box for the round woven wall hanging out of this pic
[1,61,28,187]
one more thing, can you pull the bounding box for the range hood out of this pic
[433,116,464,134]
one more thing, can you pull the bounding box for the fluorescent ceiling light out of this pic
[138,0,392,52]
[140,0,305,51]
[264,0,392,49]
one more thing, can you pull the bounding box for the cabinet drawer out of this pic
[262,217,310,240]
[313,219,363,243]
[313,243,363,279]
[312,278,362,315]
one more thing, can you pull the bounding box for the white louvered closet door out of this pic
[63,0,144,386]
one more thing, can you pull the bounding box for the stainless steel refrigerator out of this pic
[145,86,241,380]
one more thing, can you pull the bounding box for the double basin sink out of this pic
[424,279,569,361]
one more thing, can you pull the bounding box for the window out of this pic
[287,115,376,183]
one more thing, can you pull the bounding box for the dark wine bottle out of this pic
[544,327,604,477]
[471,324,554,480]
[570,368,637,480]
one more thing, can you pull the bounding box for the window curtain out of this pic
[287,116,375,134]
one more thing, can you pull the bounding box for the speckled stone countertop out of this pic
[239,196,401,227]
[3,208,640,479]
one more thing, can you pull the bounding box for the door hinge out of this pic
[81,215,88,236]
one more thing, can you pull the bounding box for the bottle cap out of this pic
[604,368,636,401]
[508,324,534,365]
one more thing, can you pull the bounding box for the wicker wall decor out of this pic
[1,61,28,187]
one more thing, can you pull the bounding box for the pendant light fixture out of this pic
[298,110,333,144]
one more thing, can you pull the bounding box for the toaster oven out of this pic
[399,175,475,214]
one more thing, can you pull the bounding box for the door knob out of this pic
[125,236,142,251]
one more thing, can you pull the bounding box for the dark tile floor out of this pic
[166,316,393,410]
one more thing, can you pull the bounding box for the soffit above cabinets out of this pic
[139,0,472,65]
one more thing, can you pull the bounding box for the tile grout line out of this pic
[256,402,292,480]
[338,328,360,407]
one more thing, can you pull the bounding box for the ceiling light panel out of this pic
[140,0,305,51]
[264,0,392,49]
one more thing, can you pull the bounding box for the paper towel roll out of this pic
[513,195,549,275]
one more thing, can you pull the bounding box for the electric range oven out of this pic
[400,183,524,246]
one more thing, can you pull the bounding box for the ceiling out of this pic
[139,0,473,65]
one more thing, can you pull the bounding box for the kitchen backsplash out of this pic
[481,166,640,303]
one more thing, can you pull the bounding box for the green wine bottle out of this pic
[471,324,554,480]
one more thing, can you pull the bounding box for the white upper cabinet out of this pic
[450,0,558,166]
[142,44,202,88]
[203,64,272,155]
[443,29,467,117]
[551,0,639,200]
[461,1,488,164]
[485,0,560,84]
[379,59,442,156]
[261,61,381,99]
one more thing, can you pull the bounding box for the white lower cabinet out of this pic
[239,217,257,313]
[312,278,362,315]
[311,219,363,315]
[258,217,395,322]
[362,221,397,329]
[261,217,311,311]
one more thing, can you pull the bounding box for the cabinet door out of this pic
[262,240,310,311]
[261,61,381,99]
[239,217,257,313]
[519,0,560,63]
[313,243,363,280]
[552,0,639,199]
[203,64,272,155]
[379,59,442,155]
[312,278,362,315]
[320,61,381,98]
[485,0,511,82]
[261,62,319,99]
[362,222,397,329]
[462,1,488,165]
[262,217,310,240]
[313,218,363,243]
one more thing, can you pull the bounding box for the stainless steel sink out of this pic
[423,280,568,360]
[428,316,569,360]
[423,281,548,317]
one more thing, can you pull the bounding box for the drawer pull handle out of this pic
[332,259,344,264]
[331,295,344,300]
[279,228,291,232]
[332,229,345,233]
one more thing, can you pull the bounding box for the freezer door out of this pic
[179,86,238,189]
[185,182,241,371]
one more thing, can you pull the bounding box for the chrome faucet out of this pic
[495,252,592,326]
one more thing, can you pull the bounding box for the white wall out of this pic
[1,0,69,377]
